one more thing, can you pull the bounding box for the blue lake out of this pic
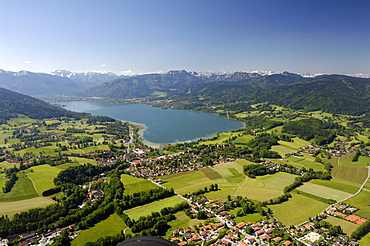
[59,101,244,145]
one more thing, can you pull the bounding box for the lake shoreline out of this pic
[58,101,244,148]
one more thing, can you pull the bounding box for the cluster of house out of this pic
[260,160,308,176]
[172,191,366,246]
[126,145,246,178]
[327,204,368,226]
[0,224,76,246]
[289,139,370,158]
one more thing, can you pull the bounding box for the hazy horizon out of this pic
[1,0,370,75]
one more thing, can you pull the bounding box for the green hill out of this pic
[0,87,87,123]
[173,74,370,115]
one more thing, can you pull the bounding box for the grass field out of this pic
[68,157,97,165]
[0,196,54,218]
[125,196,185,220]
[27,163,80,194]
[0,161,15,170]
[232,135,255,146]
[199,168,223,180]
[230,210,265,224]
[258,172,297,191]
[268,191,328,226]
[166,211,202,235]
[328,157,368,184]
[71,213,129,246]
[162,171,213,194]
[267,156,325,172]
[120,174,158,195]
[197,132,241,145]
[324,216,359,235]
[0,173,39,202]
[271,145,296,156]
[309,178,361,194]
[297,183,353,201]
[14,145,59,156]
[163,161,284,202]
[233,177,282,201]
[358,233,370,246]
[339,154,369,167]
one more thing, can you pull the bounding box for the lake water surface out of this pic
[59,101,244,145]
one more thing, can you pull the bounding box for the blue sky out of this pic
[1,0,369,75]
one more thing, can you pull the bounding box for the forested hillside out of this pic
[0,87,87,123]
[172,74,370,116]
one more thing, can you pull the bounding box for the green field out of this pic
[0,173,39,202]
[125,196,185,220]
[258,172,297,191]
[297,183,353,201]
[197,132,241,145]
[267,157,325,172]
[162,171,213,194]
[162,161,284,202]
[324,216,359,235]
[358,233,370,246]
[120,174,158,195]
[27,163,80,194]
[71,213,129,246]
[0,196,54,218]
[340,154,370,167]
[234,177,282,201]
[232,134,255,146]
[230,211,265,224]
[268,191,328,226]
[271,145,296,156]
[309,178,361,194]
[329,157,368,184]
[14,145,59,156]
[68,157,97,165]
[166,210,202,237]
[199,168,223,180]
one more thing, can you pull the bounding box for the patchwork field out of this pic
[27,163,80,194]
[163,161,284,202]
[125,196,184,220]
[268,191,328,226]
[0,197,54,218]
[297,183,353,201]
[324,216,359,235]
[120,174,158,195]
[71,213,129,246]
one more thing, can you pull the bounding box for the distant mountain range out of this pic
[1,68,370,116]
[0,69,122,96]
[73,70,263,98]
[50,70,121,87]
